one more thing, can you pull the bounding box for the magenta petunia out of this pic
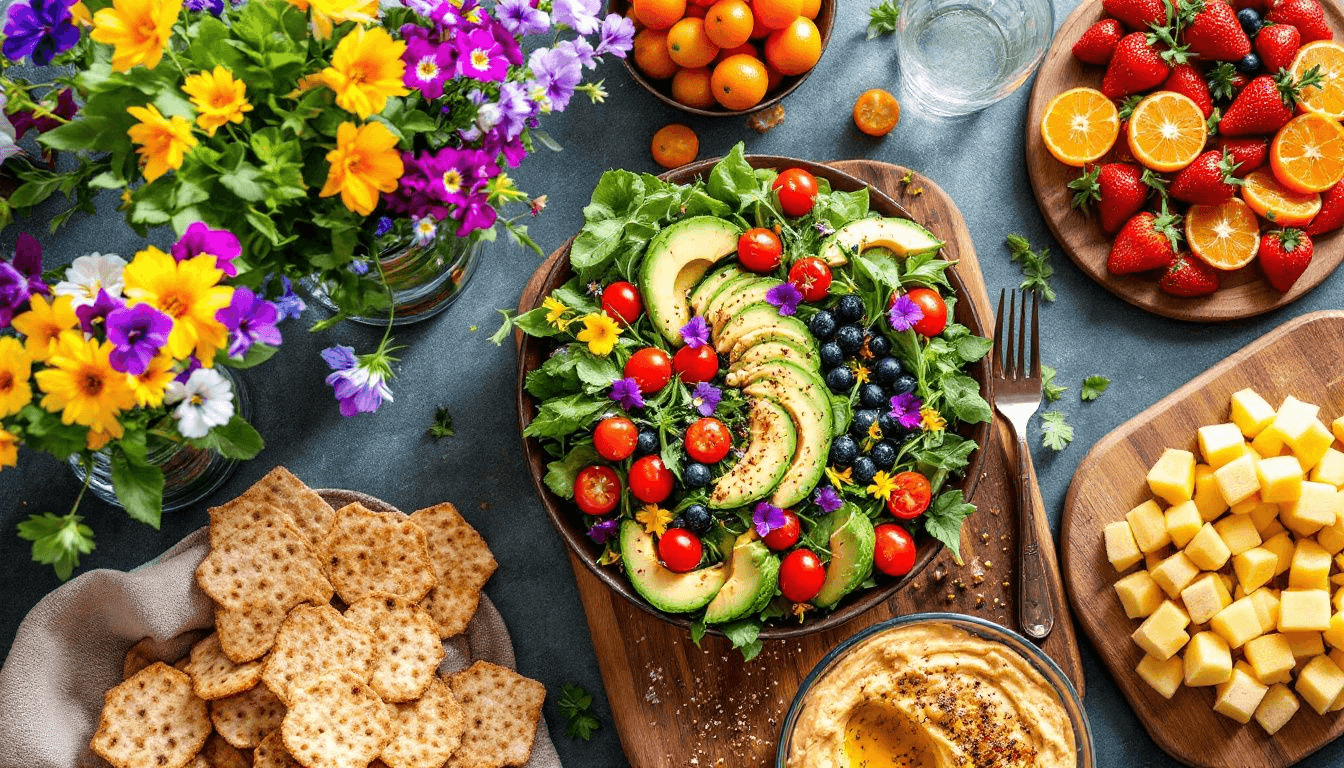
[171,222,241,277]
[610,376,645,410]
[888,294,925,332]
[403,37,454,100]
[456,27,509,82]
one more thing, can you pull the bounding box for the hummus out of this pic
[785,622,1078,768]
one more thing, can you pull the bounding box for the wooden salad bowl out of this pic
[515,155,994,639]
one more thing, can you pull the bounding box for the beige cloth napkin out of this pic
[0,489,561,768]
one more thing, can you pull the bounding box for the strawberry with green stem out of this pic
[1259,228,1315,291]
[1107,202,1185,274]
[1102,26,1191,98]
[1179,0,1253,61]
[1219,66,1324,136]
[1256,22,1302,74]
[1170,149,1245,204]
[1206,61,1249,102]
[1070,164,1165,234]
[1160,252,1223,296]
[1266,0,1333,43]
[1214,136,1269,177]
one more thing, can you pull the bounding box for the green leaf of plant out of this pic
[867,0,901,38]
[720,618,765,661]
[17,512,95,581]
[556,684,600,741]
[1040,411,1074,451]
[427,406,455,440]
[217,342,278,369]
[185,416,265,460]
[1041,365,1067,403]
[110,450,165,529]
[544,444,600,500]
[524,394,609,441]
[923,490,976,564]
[1081,375,1111,402]
[220,163,267,202]
[941,373,992,424]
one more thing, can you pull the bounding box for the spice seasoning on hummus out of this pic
[786,622,1078,768]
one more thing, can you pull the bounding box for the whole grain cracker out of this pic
[319,504,436,604]
[121,630,210,679]
[90,662,211,768]
[210,682,287,749]
[281,669,392,768]
[195,732,250,768]
[344,594,445,702]
[262,603,376,705]
[197,518,331,613]
[210,466,336,547]
[185,633,265,700]
[446,661,545,768]
[253,730,302,768]
[121,637,161,681]
[215,601,295,664]
[380,678,465,768]
[409,504,495,638]
[419,583,482,640]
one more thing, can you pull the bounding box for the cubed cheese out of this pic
[1185,523,1232,571]
[1115,570,1165,619]
[1182,573,1233,625]
[1284,630,1326,659]
[1214,664,1269,723]
[1316,514,1344,555]
[1234,547,1279,593]
[1290,539,1333,591]
[1274,395,1322,442]
[1333,415,1344,445]
[1253,426,1287,459]
[1325,612,1344,651]
[1282,481,1338,537]
[1164,501,1203,549]
[1151,551,1201,599]
[1193,464,1229,522]
[1244,633,1296,685]
[1252,589,1282,634]
[1213,514,1262,555]
[1103,520,1143,571]
[1136,654,1184,699]
[1313,448,1344,489]
[1149,449,1197,505]
[1280,589,1333,633]
[1264,532,1296,576]
[1126,500,1171,554]
[1133,600,1192,660]
[1200,423,1250,469]
[1296,654,1344,714]
[1254,684,1300,735]
[1259,455,1306,504]
[1212,596,1265,648]
[1334,585,1344,614]
[1291,420,1336,472]
[1184,631,1234,686]
[1215,454,1261,507]
[1231,389,1276,438]
[1246,500,1282,535]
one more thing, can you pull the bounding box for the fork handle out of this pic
[1016,431,1055,641]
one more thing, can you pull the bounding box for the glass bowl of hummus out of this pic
[777,613,1094,768]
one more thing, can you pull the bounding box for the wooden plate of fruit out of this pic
[1026,0,1344,322]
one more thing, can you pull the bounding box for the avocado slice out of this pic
[742,361,833,508]
[818,217,944,267]
[709,397,796,509]
[714,303,811,355]
[812,507,877,609]
[707,278,783,335]
[704,535,781,624]
[727,323,818,364]
[688,264,742,316]
[727,339,819,375]
[620,520,729,613]
[639,217,741,345]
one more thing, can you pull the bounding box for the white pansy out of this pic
[411,216,437,247]
[54,252,128,307]
[165,368,234,438]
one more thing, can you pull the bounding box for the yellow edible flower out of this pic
[575,312,621,356]
[12,294,79,362]
[0,428,17,469]
[122,247,232,364]
[129,352,176,408]
[0,337,34,417]
[319,121,404,216]
[69,1,93,26]
[851,362,870,385]
[182,67,253,137]
[866,470,896,501]
[287,0,378,40]
[321,26,408,119]
[637,504,673,537]
[542,297,571,330]
[824,466,852,488]
[90,0,182,72]
[921,407,946,433]
[34,335,136,440]
[127,104,197,183]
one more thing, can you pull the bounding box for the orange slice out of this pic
[1242,169,1323,226]
[1126,91,1207,173]
[1292,41,1344,120]
[1040,87,1119,167]
[1185,198,1261,270]
[1270,112,1344,194]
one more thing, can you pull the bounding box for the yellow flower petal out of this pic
[575,312,621,356]
[33,335,135,437]
[12,295,79,362]
[636,504,673,537]
[321,26,408,119]
[91,0,182,72]
[183,66,253,137]
[0,336,34,417]
[320,121,404,216]
[127,103,197,182]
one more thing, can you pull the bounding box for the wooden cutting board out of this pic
[517,159,1086,767]
[1061,311,1344,768]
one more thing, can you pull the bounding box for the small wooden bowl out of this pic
[516,156,994,640]
[607,0,836,117]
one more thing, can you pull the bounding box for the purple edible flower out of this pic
[609,376,645,410]
[813,220,835,236]
[888,294,924,332]
[106,303,173,375]
[691,381,720,417]
[528,45,583,111]
[348,260,371,276]
[496,0,549,36]
[553,0,600,34]
[274,276,305,321]
[184,0,224,14]
[496,80,537,140]
[0,232,48,327]
[889,392,923,430]
[10,88,77,139]
[2,0,79,66]
[595,13,635,58]
[587,517,619,544]
[216,286,282,358]
[557,36,597,70]
[374,216,395,238]
[403,37,454,100]
[765,282,803,316]
[322,344,395,417]
[679,316,709,349]
[814,486,842,513]
[171,222,241,277]
[455,28,509,82]
[75,288,124,334]
[752,502,787,538]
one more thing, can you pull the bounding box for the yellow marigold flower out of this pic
[127,104,197,183]
[87,427,115,451]
[320,121,403,216]
[851,362,870,385]
[321,26,408,119]
[129,352,176,407]
[542,297,571,329]
[866,470,896,501]
[70,1,93,26]
[12,294,79,362]
[90,0,183,73]
[921,407,946,432]
[182,67,253,137]
[637,504,673,537]
[122,247,232,364]
[865,420,883,447]
[34,334,136,439]
[825,465,852,487]
[288,0,378,40]
[0,337,34,417]
[0,428,17,469]
[576,312,621,356]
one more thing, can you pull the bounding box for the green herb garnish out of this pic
[557,684,601,741]
[867,0,901,38]
[1081,376,1111,402]
[1041,411,1074,451]
[1005,234,1056,301]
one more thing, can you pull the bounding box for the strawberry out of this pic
[1159,252,1223,296]
[1259,228,1314,291]
[1074,19,1127,64]
[1213,136,1269,177]
[1180,0,1253,61]
[1108,206,1184,274]
[1069,163,1159,233]
[1218,68,1323,136]
[1306,181,1344,235]
[1206,61,1248,102]
[1162,63,1214,116]
[1266,0,1333,43]
[1233,0,1269,12]
[1256,22,1302,73]
[1102,31,1185,98]
[1170,149,1245,204]
[1103,0,1168,32]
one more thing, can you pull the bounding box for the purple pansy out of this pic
[496,0,549,36]
[752,502,787,538]
[888,392,923,430]
[765,282,803,316]
[587,517,619,544]
[75,289,124,334]
[2,0,80,66]
[679,316,709,349]
[184,0,224,14]
[552,0,600,34]
[0,232,47,327]
[691,381,720,417]
[456,28,509,82]
[595,13,635,58]
[171,222,241,277]
[322,344,395,417]
[106,303,173,375]
[609,377,645,410]
[528,45,583,111]
[403,37,454,100]
[814,486,842,513]
[216,286,282,358]
[888,294,924,332]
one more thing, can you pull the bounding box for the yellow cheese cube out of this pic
[1231,388,1276,438]
[1244,500,1281,534]
[1193,464,1229,522]
[1290,539,1332,591]
[1212,596,1265,648]
[1282,481,1338,537]
[1185,523,1232,571]
[1136,654,1184,699]
[1234,547,1279,593]
[1213,514,1262,555]
[1149,449,1197,505]
[1255,684,1301,735]
[1330,649,1344,711]
[1252,589,1281,634]
[1264,532,1296,576]
[1215,454,1261,507]
[1291,420,1336,472]
[1125,500,1171,553]
[1115,570,1165,619]
[1325,613,1344,650]
[1253,425,1287,459]
[1182,573,1233,625]
[1334,585,1344,614]
[1214,665,1270,723]
[1184,631,1234,686]
[1284,630,1325,659]
[1244,633,1296,685]
[1151,552,1200,599]
[1164,501,1203,549]
[1334,415,1344,445]
[1316,514,1344,555]
[1133,600,1192,660]
[1103,520,1143,572]
[1200,423,1250,469]
[1280,589,1333,633]
[1259,518,1287,540]
[1295,654,1344,714]
[1144,549,1171,571]
[1274,395,1322,441]
[1258,455,1305,504]
[1312,448,1344,489]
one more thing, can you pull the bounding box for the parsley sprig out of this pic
[1040,411,1074,451]
[1004,234,1056,301]
[1081,375,1110,402]
[867,0,901,38]
[557,684,601,741]
[427,407,455,439]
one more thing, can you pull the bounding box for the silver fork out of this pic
[994,288,1055,641]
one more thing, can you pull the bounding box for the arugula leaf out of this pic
[721,618,765,661]
[556,684,601,741]
[898,252,952,291]
[924,490,975,564]
[1040,411,1074,451]
[1004,234,1057,301]
[427,407,455,440]
[523,394,610,440]
[17,512,95,581]
[867,0,901,38]
[526,352,583,401]
[574,353,622,393]
[569,170,655,281]
[1041,365,1067,403]
[689,619,707,645]
[1081,375,1111,402]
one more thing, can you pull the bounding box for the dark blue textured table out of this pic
[3,0,1344,765]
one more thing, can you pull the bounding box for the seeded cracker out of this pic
[184,633,265,700]
[209,466,336,547]
[121,637,161,680]
[210,682,287,749]
[320,503,437,604]
[90,662,211,768]
[253,730,302,768]
[263,603,376,705]
[380,677,465,768]
[410,503,497,638]
[282,669,393,768]
[446,661,545,768]
[194,732,251,768]
[344,593,445,702]
[215,600,296,664]
[197,518,331,612]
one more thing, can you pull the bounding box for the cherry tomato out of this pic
[762,509,801,550]
[685,417,732,463]
[625,347,673,393]
[737,227,783,273]
[574,465,621,515]
[885,471,933,519]
[673,343,719,384]
[629,454,674,503]
[873,523,916,577]
[787,257,832,302]
[903,288,949,337]
[772,168,819,217]
[593,417,639,461]
[602,281,644,324]
[658,528,704,572]
[779,548,826,602]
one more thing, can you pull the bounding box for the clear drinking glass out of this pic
[895,0,1054,117]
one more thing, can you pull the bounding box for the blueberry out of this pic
[835,325,864,354]
[682,503,713,534]
[636,429,659,455]
[868,333,891,357]
[836,294,864,323]
[808,310,837,339]
[683,462,711,488]
[859,383,887,409]
[877,412,903,436]
[669,514,688,530]
[1236,53,1261,74]
[872,357,903,385]
[852,456,877,485]
[820,341,844,370]
[1236,7,1261,35]
[869,441,896,471]
[892,373,918,396]
[826,365,856,393]
[850,409,880,439]
[829,435,858,467]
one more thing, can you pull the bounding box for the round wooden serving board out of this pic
[516,159,1086,767]
[1062,310,1344,768]
[1025,1,1344,322]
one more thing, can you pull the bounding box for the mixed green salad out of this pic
[499,145,992,658]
